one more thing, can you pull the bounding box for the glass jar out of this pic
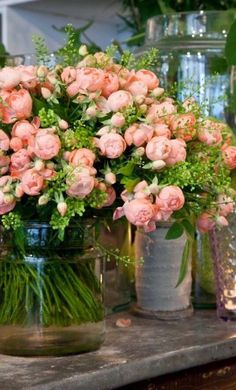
[139,10,236,122]
[0,221,105,356]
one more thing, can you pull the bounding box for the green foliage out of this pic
[176,238,191,287]
[32,34,50,65]
[225,19,236,66]
[1,212,22,230]
[165,222,184,239]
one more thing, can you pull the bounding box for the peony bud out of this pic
[2,185,11,193]
[152,87,165,97]
[37,65,48,79]
[57,202,67,217]
[148,183,160,195]
[47,74,57,85]
[86,106,97,118]
[4,194,14,205]
[38,195,49,206]
[41,87,52,99]
[152,160,166,170]
[134,95,145,105]
[139,104,147,114]
[105,172,116,185]
[15,184,24,198]
[111,113,125,128]
[46,162,55,170]
[79,45,88,56]
[59,119,69,130]
[35,160,45,171]
[134,147,145,157]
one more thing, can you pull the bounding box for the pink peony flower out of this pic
[10,149,31,178]
[66,168,95,198]
[75,67,105,94]
[0,130,10,151]
[61,66,76,84]
[126,80,148,97]
[155,185,185,216]
[69,148,96,167]
[170,113,196,142]
[107,90,133,112]
[102,186,116,207]
[10,137,23,152]
[198,119,223,145]
[114,198,155,230]
[101,72,119,98]
[18,65,38,89]
[30,129,61,160]
[110,112,125,128]
[98,133,126,159]
[0,189,16,215]
[21,168,44,195]
[0,67,21,89]
[12,120,38,143]
[153,121,171,138]
[147,102,177,122]
[146,136,172,161]
[135,69,159,90]
[124,123,154,147]
[197,212,216,233]
[165,139,187,166]
[0,155,10,175]
[222,146,236,169]
[1,89,32,124]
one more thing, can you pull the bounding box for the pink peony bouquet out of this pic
[0,46,235,241]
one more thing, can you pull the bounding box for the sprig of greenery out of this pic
[32,34,50,65]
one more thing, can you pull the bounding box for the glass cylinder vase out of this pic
[210,210,236,321]
[0,221,105,356]
[133,223,193,320]
[139,10,236,123]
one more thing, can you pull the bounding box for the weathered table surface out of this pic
[1,310,236,390]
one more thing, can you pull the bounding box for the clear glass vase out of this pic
[0,221,105,356]
[138,10,236,123]
[210,210,236,321]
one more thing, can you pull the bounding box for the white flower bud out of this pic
[59,119,69,130]
[57,202,68,217]
[4,194,14,204]
[35,160,45,171]
[38,195,49,206]
[79,45,88,56]
[152,160,166,170]
[105,172,116,185]
[86,106,97,118]
[134,147,145,157]
[15,184,24,198]
[148,183,160,195]
[41,87,52,99]
[152,87,165,97]
[134,95,145,105]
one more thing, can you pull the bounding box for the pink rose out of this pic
[165,139,187,166]
[21,168,44,195]
[198,119,223,145]
[107,90,133,112]
[124,123,154,147]
[0,155,10,175]
[1,89,32,124]
[66,168,95,198]
[68,67,105,96]
[61,66,76,84]
[12,120,38,143]
[101,72,119,98]
[10,149,31,178]
[0,130,10,151]
[30,129,61,160]
[98,133,126,159]
[123,199,155,230]
[153,121,171,138]
[222,146,236,169]
[197,212,216,233]
[156,185,185,213]
[217,194,234,217]
[146,136,172,161]
[135,69,159,90]
[69,148,96,167]
[147,102,177,122]
[170,113,196,142]
[0,67,21,89]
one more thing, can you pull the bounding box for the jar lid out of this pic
[145,10,236,49]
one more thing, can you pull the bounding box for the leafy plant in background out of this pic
[225,19,236,115]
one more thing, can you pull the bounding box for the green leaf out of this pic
[172,207,189,219]
[225,20,236,66]
[175,239,191,287]
[118,161,135,176]
[120,177,140,192]
[181,219,195,240]
[165,222,184,240]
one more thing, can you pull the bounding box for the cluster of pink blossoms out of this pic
[0,49,235,233]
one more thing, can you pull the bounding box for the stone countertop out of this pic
[1,310,236,390]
